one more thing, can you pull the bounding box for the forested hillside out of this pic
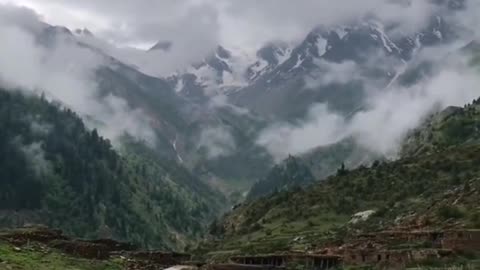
[0,88,225,250]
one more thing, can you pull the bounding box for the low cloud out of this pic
[209,94,250,115]
[19,141,51,176]
[304,60,362,88]
[219,0,440,50]
[304,51,403,93]
[349,65,479,156]
[257,104,346,161]
[0,4,155,145]
[198,126,236,159]
[84,94,156,146]
[258,44,480,161]
[7,0,455,76]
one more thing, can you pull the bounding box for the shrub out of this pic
[469,212,480,228]
[438,205,465,220]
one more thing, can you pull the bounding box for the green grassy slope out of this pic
[0,241,122,270]
[202,101,480,260]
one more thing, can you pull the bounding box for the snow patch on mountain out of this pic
[249,59,269,77]
[276,47,293,66]
[289,55,304,72]
[247,43,293,82]
[172,138,184,163]
[174,78,184,93]
[184,47,253,94]
[316,36,328,57]
[335,27,348,40]
[432,16,444,40]
[369,21,402,54]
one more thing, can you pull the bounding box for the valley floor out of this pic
[0,243,121,270]
[0,227,194,270]
[1,226,479,270]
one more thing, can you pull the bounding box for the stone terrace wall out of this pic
[442,230,480,251]
[343,248,453,269]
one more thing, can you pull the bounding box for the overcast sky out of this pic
[0,0,454,51]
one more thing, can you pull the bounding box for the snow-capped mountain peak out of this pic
[172,44,295,98]
[246,42,293,82]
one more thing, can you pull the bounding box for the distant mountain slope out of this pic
[239,17,474,202]
[228,12,464,120]
[299,138,380,180]
[36,23,274,194]
[246,156,315,200]
[244,138,381,201]
[0,88,224,250]
[97,54,274,191]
